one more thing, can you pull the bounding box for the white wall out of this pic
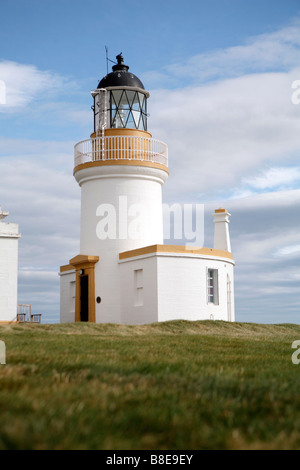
[156,254,235,322]
[0,222,20,322]
[75,164,168,324]
[119,251,235,324]
[59,269,76,323]
[119,255,158,324]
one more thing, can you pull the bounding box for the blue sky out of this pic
[2,0,298,74]
[1,0,300,324]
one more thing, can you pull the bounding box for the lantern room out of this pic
[91,53,149,133]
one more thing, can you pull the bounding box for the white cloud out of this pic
[143,17,300,204]
[144,18,300,87]
[149,69,300,201]
[275,244,300,257]
[200,187,300,323]
[0,137,80,264]
[0,79,5,104]
[242,166,300,190]
[0,60,70,110]
[226,188,300,210]
[233,229,300,264]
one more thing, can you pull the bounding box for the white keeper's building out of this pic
[59,54,235,324]
[0,207,21,323]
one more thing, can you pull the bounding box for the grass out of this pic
[0,320,300,450]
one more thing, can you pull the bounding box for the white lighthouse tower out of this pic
[59,54,235,324]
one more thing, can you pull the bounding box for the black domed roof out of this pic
[97,54,145,90]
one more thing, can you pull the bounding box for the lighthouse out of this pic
[59,54,235,324]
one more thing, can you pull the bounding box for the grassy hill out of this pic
[0,320,300,450]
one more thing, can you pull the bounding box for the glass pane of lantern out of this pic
[124,108,131,126]
[125,90,136,108]
[114,109,126,127]
[111,108,117,125]
[119,90,130,108]
[111,89,124,108]
[126,111,136,129]
[141,112,147,130]
[110,92,118,127]
[132,110,140,129]
[110,95,117,114]
[132,93,141,112]
[138,93,146,113]
[140,117,145,130]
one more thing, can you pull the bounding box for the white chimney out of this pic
[213,208,231,252]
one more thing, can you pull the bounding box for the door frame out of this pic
[69,254,99,323]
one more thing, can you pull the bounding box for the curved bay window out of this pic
[110,89,147,130]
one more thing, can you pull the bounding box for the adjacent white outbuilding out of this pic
[118,242,235,324]
[59,54,235,325]
[0,207,21,323]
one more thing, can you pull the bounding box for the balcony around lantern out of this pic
[74,130,168,171]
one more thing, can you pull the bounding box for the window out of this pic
[207,269,219,305]
[134,269,143,306]
[110,90,147,130]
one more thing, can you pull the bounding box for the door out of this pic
[80,275,89,322]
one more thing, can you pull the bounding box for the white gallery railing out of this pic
[74,135,168,168]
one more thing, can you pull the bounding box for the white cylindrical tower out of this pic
[72,54,169,323]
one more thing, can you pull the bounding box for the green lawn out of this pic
[0,320,300,450]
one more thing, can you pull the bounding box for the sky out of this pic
[0,0,300,324]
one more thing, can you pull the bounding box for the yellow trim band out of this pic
[90,128,152,139]
[215,208,227,213]
[119,244,234,260]
[60,264,75,273]
[73,159,169,176]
